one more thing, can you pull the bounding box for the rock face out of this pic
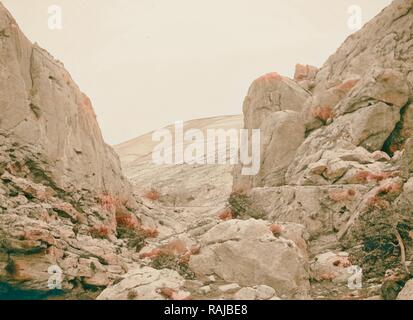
[0,3,144,297]
[0,3,130,196]
[233,74,309,191]
[231,0,413,300]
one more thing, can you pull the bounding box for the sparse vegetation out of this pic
[139,240,199,279]
[5,258,17,276]
[312,105,332,123]
[269,223,284,237]
[99,194,124,212]
[151,253,195,279]
[143,189,161,201]
[353,170,398,184]
[348,205,413,280]
[127,290,138,300]
[218,208,233,221]
[377,181,402,196]
[335,79,359,91]
[329,189,356,202]
[227,192,265,220]
[116,209,140,230]
[115,205,158,250]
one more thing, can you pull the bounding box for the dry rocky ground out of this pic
[1,0,413,300]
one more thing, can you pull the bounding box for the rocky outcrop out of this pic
[231,0,413,300]
[0,3,130,197]
[313,0,413,98]
[97,267,188,300]
[233,75,309,192]
[0,3,144,297]
[189,219,310,299]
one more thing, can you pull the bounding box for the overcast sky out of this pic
[3,0,392,145]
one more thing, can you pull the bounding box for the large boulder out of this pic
[243,73,310,130]
[189,219,310,299]
[233,111,305,191]
[97,267,187,300]
[233,73,309,192]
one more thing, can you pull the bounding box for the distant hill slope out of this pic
[115,115,243,207]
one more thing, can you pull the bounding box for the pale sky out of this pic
[2,0,392,145]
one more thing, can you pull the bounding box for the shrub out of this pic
[218,208,233,221]
[118,227,147,252]
[354,170,398,184]
[5,259,17,275]
[159,287,175,299]
[140,227,159,239]
[333,257,351,268]
[318,272,336,282]
[143,189,161,201]
[335,79,359,91]
[127,290,138,300]
[257,72,282,82]
[329,189,356,202]
[116,209,140,230]
[115,207,158,249]
[90,225,111,239]
[378,182,402,196]
[312,106,332,122]
[158,287,191,300]
[140,248,162,259]
[98,194,121,212]
[190,244,201,255]
[140,240,198,279]
[151,253,195,279]
[228,192,265,220]
[269,224,284,237]
[365,195,390,210]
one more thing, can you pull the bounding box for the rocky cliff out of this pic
[231,0,413,299]
[0,2,152,298]
[0,3,130,196]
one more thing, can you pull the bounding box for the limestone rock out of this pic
[0,3,131,197]
[189,219,310,299]
[243,73,310,130]
[334,68,409,116]
[97,267,185,300]
[313,0,413,97]
[250,185,369,237]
